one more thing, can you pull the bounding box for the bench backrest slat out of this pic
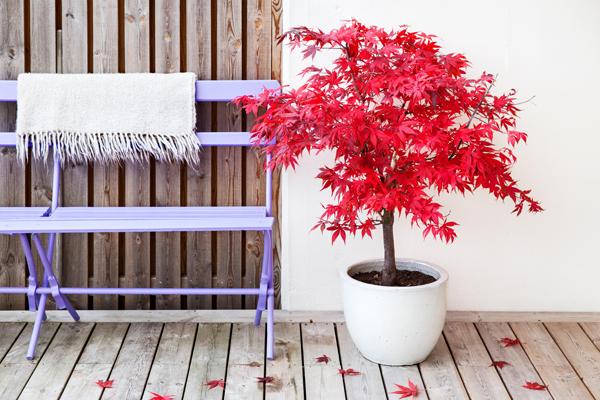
[0,79,279,102]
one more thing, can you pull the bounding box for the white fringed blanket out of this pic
[16,73,200,164]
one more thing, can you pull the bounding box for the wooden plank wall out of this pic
[0,0,282,311]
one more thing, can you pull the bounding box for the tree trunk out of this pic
[381,209,397,286]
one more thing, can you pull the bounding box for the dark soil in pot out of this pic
[351,269,436,287]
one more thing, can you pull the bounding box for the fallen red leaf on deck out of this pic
[523,381,547,391]
[256,376,275,384]
[489,360,511,369]
[315,354,331,364]
[206,379,225,389]
[390,379,419,398]
[499,337,520,347]
[148,392,175,400]
[95,379,113,389]
[338,368,361,376]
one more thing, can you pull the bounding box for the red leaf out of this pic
[315,354,331,364]
[206,379,225,390]
[523,381,547,391]
[489,360,511,369]
[338,368,361,376]
[390,379,420,398]
[499,337,520,347]
[256,376,275,384]
[148,393,175,400]
[95,379,113,389]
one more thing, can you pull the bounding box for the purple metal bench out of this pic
[0,79,279,360]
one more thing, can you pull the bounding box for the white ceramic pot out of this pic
[340,258,448,365]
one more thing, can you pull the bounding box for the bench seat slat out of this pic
[50,206,267,218]
[0,217,273,234]
[0,206,273,233]
[0,207,48,219]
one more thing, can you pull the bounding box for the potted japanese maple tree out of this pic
[236,20,541,365]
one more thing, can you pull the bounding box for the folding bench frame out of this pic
[0,79,280,360]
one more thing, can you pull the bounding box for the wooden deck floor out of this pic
[0,320,599,399]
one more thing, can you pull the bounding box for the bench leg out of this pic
[255,231,272,326]
[27,292,48,360]
[18,234,40,312]
[32,234,80,322]
[266,292,275,360]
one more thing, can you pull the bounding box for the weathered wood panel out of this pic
[185,0,213,310]
[60,0,90,309]
[0,0,281,311]
[29,0,59,310]
[243,0,271,310]
[270,0,283,309]
[216,0,244,309]
[92,0,120,310]
[123,0,152,310]
[0,0,26,310]
[154,0,182,310]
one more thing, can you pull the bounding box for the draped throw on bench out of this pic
[16,73,200,164]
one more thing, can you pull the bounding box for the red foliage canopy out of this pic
[235,20,542,243]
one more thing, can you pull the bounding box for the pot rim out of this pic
[340,257,449,292]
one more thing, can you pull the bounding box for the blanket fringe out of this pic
[17,131,202,165]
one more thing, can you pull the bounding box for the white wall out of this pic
[280,0,600,311]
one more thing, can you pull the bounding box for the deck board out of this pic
[581,322,600,350]
[444,322,510,399]
[143,323,197,399]
[301,322,346,400]
[19,323,94,400]
[336,323,387,399]
[381,364,429,400]
[512,322,594,399]
[546,322,600,398]
[476,322,552,399]
[0,322,60,398]
[265,323,304,399]
[419,335,469,400]
[223,323,266,400]
[61,323,129,400]
[102,322,163,400]
[0,319,598,399]
[0,322,24,361]
[183,323,231,400]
